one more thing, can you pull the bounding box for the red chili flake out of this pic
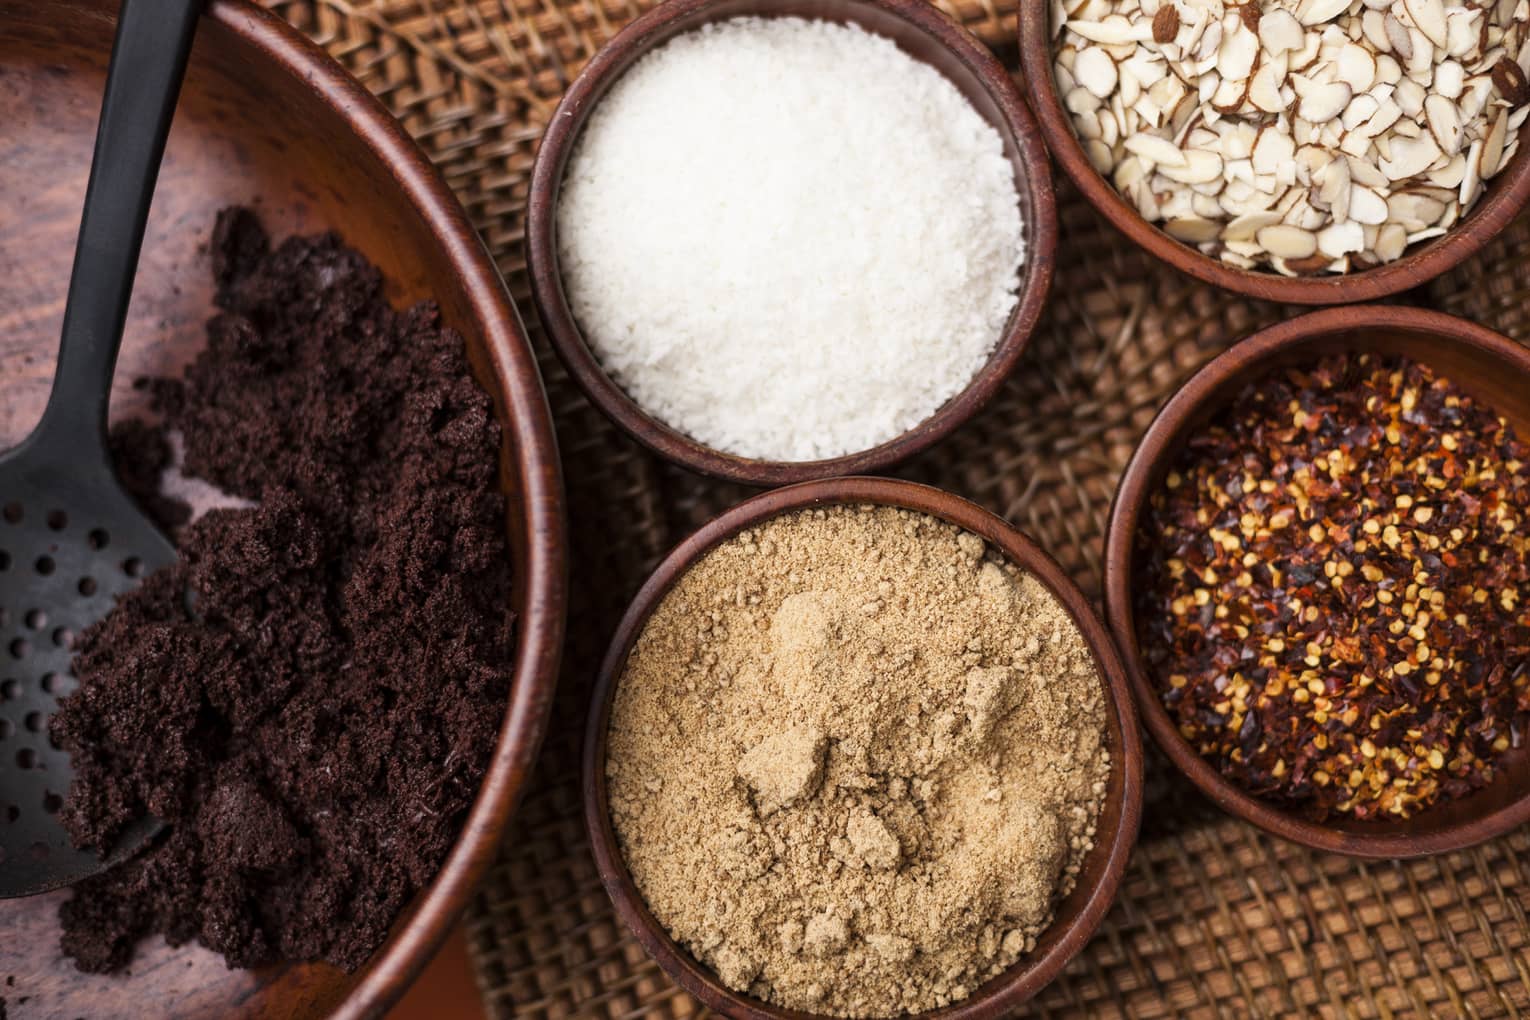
[1135,352,1530,821]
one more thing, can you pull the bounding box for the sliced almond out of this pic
[1428,153,1468,188]
[1336,42,1378,91]
[1347,155,1390,189]
[1297,0,1351,28]
[1385,14,1414,60]
[1342,94,1381,132]
[1298,80,1353,123]
[1392,77,1426,118]
[1493,56,1530,105]
[1339,130,1373,158]
[1404,0,1449,50]
[1259,8,1308,53]
[1481,109,1510,178]
[1119,66,1142,107]
[1224,210,1285,241]
[1317,220,1366,257]
[1388,191,1447,230]
[1435,60,1466,98]
[1212,76,1249,111]
[1253,128,1298,176]
[1196,19,1224,63]
[1404,27,1435,77]
[1425,94,1465,155]
[1217,22,1261,81]
[1157,147,1225,183]
[1075,46,1120,98]
[1460,142,1485,205]
[1113,155,1148,192]
[1065,86,1103,115]
[1379,134,1443,179]
[1439,199,1462,230]
[1288,252,1341,274]
[1166,217,1223,242]
[1465,74,1497,123]
[1124,132,1190,168]
[1349,185,1390,224]
[1446,7,1483,58]
[1374,222,1409,261]
[1374,53,1404,86]
[1257,223,1320,258]
[1288,195,1328,230]
[1152,4,1180,44]
[1063,17,1143,46]
[1362,10,1391,52]
[1084,138,1115,173]
[1317,156,1353,218]
[1357,98,1404,139]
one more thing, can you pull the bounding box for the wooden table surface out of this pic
[389,928,486,1020]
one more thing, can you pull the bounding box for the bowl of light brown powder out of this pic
[584,477,1144,1020]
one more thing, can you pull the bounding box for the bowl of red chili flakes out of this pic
[1105,305,1530,858]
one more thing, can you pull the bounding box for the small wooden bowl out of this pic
[1104,305,1530,858]
[1017,8,1530,306]
[584,477,1143,1018]
[528,0,1058,487]
[0,1,565,1015]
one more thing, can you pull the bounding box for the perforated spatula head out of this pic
[0,0,200,897]
[0,444,174,895]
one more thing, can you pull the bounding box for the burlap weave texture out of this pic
[263,2,1530,1015]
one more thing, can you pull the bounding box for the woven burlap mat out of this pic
[263,2,1530,1016]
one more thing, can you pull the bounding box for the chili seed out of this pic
[1135,353,1530,821]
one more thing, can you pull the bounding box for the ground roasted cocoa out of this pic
[606,506,1110,1017]
[51,209,515,973]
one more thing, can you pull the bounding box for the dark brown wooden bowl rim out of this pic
[528,0,1058,487]
[1016,6,1530,306]
[583,477,1144,1020]
[210,3,567,1015]
[1103,304,1530,858]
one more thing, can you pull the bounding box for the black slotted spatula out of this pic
[0,0,200,897]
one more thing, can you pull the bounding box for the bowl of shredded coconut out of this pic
[527,0,1057,486]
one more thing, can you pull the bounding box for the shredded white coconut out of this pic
[556,17,1025,462]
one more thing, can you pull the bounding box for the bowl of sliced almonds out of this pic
[1020,0,1530,304]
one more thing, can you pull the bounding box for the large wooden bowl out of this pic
[1017,6,1530,306]
[1104,306,1530,857]
[584,478,1143,1018]
[527,0,1057,487]
[0,1,565,1016]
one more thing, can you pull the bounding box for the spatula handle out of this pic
[37,0,202,453]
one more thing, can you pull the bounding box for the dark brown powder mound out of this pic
[51,208,516,974]
[107,419,191,531]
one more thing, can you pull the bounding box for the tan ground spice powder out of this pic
[606,506,1110,1017]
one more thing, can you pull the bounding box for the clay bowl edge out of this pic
[528,0,1057,487]
[583,477,1143,1019]
[1016,6,1530,306]
[207,4,567,1015]
[1104,305,1530,858]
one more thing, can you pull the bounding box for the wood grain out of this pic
[583,477,1144,1020]
[1103,305,1530,857]
[0,1,565,1016]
